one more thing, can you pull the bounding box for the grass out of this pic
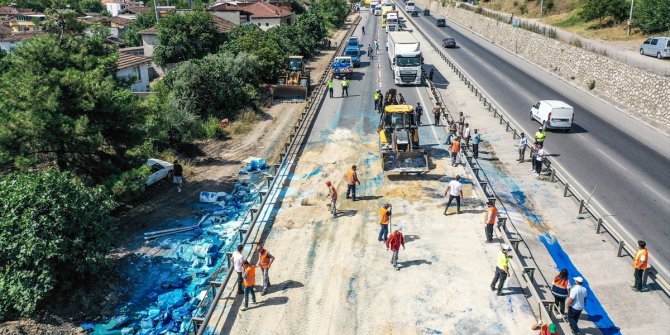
[227,110,261,135]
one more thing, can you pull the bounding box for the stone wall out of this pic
[414,0,670,130]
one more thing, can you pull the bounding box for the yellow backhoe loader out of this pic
[273,56,310,101]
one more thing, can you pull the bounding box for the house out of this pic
[138,27,157,57]
[0,6,45,32]
[208,3,252,26]
[104,0,145,17]
[118,6,151,20]
[117,51,151,92]
[235,1,293,30]
[79,15,132,38]
[0,31,37,53]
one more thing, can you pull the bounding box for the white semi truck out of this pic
[387,31,423,85]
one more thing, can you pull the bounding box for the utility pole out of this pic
[627,0,634,36]
[153,0,159,22]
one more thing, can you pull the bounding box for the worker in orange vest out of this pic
[533,323,558,335]
[241,260,258,311]
[484,201,498,243]
[386,228,405,270]
[378,203,392,242]
[633,240,649,291]
[256,245,275,295]
[326,180,338,218]
[345,165,361,201]
[551,268,570,317]
[449,136,461,167]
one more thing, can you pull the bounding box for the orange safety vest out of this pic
[379,207,390,225]
[345,168,357,184]
[243,266,256,287]
[451,140,460,154]
[485,206,498,224]
[259,250,272,269]
[634,249,649,270]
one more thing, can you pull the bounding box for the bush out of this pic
[587,79,596,90]
[519,3,528,14]
[579,0,627,26]
[0,171,116,318]
[104,164,151,203]
[227,110,261,135]
[636,0,670,34]
[569,39,583,48]
[203,116,227,140]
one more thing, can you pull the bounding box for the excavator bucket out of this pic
[273,56,310,102]
[272,84,308,102]
[382,149,429,173]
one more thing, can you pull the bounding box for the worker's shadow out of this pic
[336,209,358,217]
[265,279,305,295]
[396,259,432,269]
[355,195,382,201]
[403,234,420,243]
[246,296,289,310]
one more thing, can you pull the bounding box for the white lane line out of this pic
[640,181,670,205]
[415,86,442,146]
[595,147,627,171]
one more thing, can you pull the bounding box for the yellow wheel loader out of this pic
[273,56,311,102]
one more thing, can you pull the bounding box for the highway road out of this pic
[398,2,670,278]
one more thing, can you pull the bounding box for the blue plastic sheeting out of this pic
[86,178,262,335]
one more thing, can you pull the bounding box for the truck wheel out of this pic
[542,121,548,131]
[657,52,662,59]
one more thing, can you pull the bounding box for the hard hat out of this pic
[501,244,512,252]
[573,276,584,283]
[548,324,557,334]
[539,127,543,130]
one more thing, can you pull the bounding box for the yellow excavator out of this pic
[378,89,429,174]
[273,55,310,101]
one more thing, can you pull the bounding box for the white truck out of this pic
[387,31,423,85]
[405,1,415,12]
[386,12,399,32]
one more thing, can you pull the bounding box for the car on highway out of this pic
[530,100,574,132]
[442,37,456,48]
[411,10,419,16]
[639,37,670,59]
[436,18,446,27]
[146,158,174,187]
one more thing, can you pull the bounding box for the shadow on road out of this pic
[397,259,432,269]
[266,279,305,295]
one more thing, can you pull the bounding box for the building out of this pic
[79,15,133,38]
[117,51,151,92]
[0,31,36,53]
[0,6,45,33]
[239,1,293,30]
[138,27,157,57]
[208,3,253,26]
[104,0,145,17]
[118,6,151,20]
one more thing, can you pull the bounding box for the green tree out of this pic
[222,24,287,83]
[153,11,218,66]
[636,0,670,33]
[0,170,116,318]
[79,0,104,13]
[123,12,157,47]
[311,0,349,29]
[579,0,627,25]
[293,10,327,58]
[0,32,145,183]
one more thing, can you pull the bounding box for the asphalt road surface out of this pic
[398,2,670,278]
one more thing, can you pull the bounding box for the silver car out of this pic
[640,37,670,59]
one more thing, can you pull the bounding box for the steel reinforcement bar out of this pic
[185,15,363,335]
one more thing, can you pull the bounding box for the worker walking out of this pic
[368,45,373,60]
[484,201,497,242]
[414,102,423,126]
[633,240,649,291]
[326,180,338,218]
[378,203,392,242]
[341,78,349,97]
[327,78,334,98]
[173,160,183,192]
[362,26,365,35]
[535,127,546,144]
[256,245,275,295]
[432,102,442,126]
[567,276,587,334]
[518,133,528,162]
[345,165,361,201]
[551,268,570,317]
[443,175,463,215]
[490,244,513,296]
[386,228,405,270]
[374,89,382,112]
[398,93,406,104]
[233,245,244,295]
[241,260,258,311]
[471,129,481,159]
[449,136,461,167]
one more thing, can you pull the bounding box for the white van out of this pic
[374,4,382,15]
[370,1,378,13]
[640,37,670,59]
[530,100,574,131]
[405,1,415,12]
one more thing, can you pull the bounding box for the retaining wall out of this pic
[415,0,670,130]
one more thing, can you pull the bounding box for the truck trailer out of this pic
[387,31,423,85]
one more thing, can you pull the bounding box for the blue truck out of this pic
[331,56,353,79]
[343,45,362,67]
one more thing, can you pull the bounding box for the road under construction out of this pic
[193,8,670,335]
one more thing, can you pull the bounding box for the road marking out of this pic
[640,181,670,205]
[595,147,627,171]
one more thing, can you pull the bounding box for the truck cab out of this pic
[347,37,361,48]
[374,4,382,15]
[386,12,399,32]
[331,56,353,79]
[405,1,415,12]
[370,0,379,12]
[343,46,362,67]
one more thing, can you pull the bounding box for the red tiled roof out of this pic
[0,31,39,42]
[212,15,236,33]
[118,52,151,70]
[238,2,292,18]
[139,27,157,34]
[208,3,254,15]
[109,16,132,25]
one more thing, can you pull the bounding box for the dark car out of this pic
[411,10,419,16]
[442,37,456,48]
[436,19,446,27]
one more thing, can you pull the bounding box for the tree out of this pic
[123,12,157,47]
[222,24,287,83]
[293,10,327,58]
[153,11,218,66]
[636,0,670,33]
[0,32,146,183]
[311,0,349,29]
[0,170,116,318]
[579,0,627,26]
[79,0,104,13]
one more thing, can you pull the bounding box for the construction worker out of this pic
[362,26,365,35]
[345,165,361,201]
[386,228,405,270]
[326,180,338,218]
[241,260,257,311]
[341,78,349,97]
[449,136,461,167]
[551,268,570,317]
[443,175,463,215]
[490,244,513,296]
[535,127,546,143]
[378,203,392,242]
[567,276,587,334]
[368,45,373,60]
[534,323,558,335]
[256,245,275,295]
[484,201,497,243]
[232,245,244,295]
[432,102,442,126]
[414,102,423,126]
[633,240,649,291]
[398,93,406,104]
[374,89,382,112]
[327,78,334,98]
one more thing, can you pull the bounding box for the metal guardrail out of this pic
[186,15,363,335]
[423,3,670,298]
